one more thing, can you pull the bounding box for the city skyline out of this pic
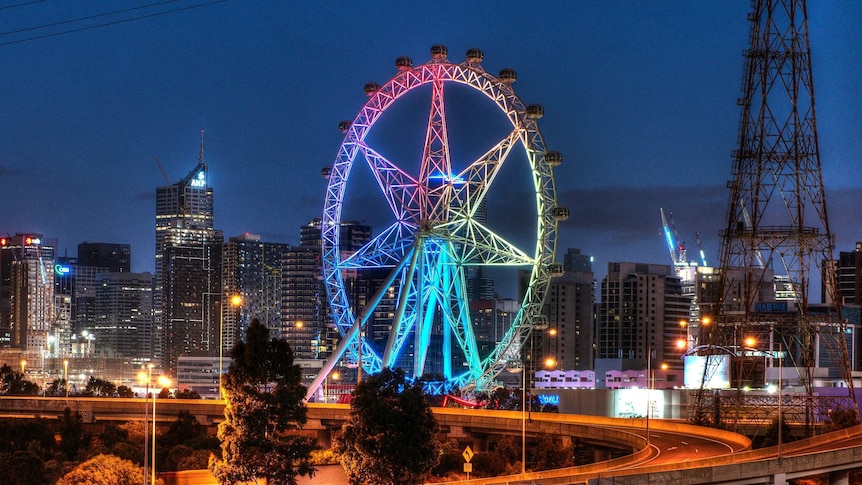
[1,2,860,297]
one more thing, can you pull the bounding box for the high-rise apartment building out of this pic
[542,248,596,371]
[221,233,289,350]
[154,147,223,372]
[0,234,56,354]
[285,218,371,360]
[597,262,690,369]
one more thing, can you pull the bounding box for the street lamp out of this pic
[20,359,26,376]
[63,359,69,399]
[152,375,171,485]
[137,364,153,485]
[219,294,243,398]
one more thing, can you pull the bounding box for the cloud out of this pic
[0,165,23,176]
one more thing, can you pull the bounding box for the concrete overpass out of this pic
[0,396,859,484]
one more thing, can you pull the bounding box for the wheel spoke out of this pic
[439,217,534,266]
[451,129,520,220]
[359,143,421,224]
[418,76,452,223]
[340,221,416,269]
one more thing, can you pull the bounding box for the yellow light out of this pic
[332,371,340,381]
[679,319,687,328]
[137,371,148,384]
[230,294,242,307]
[544,357,556,368]
[549,328,558,337]
[296,321,303,329]
[702,316,711,326]
[157,375,172,388]
[744,337,756,348]
[661,363,669,370]
[676,339,687,350]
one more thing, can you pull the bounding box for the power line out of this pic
[0,1,45,11]
[0,0,182,37]
[0,0,228,47]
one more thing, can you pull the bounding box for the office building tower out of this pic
[597,262,690,369]
[93,272,153,360]
[0,234,56,354]
[221,233,289,350]
[154,142,223,372]
[77,242,131,273]
[542,248,595,371]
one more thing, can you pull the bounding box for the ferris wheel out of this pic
[308,45,566,396]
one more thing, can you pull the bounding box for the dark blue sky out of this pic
[1,1,860,298]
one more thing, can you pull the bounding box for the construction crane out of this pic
[660,208,687,268]
[695,232,708,267]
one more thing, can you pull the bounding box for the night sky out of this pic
[1,1,860,300]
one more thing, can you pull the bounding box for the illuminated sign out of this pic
[537,394,559,406]
[754,301,788,312]
[54,264,71,276]
[189,170,206,187]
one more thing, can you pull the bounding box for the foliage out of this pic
[0,450,45,485]
[83,376,117,397]
[117,385,135,398]
[334,367,441,485]
[162,410,206,448]
[59,408,89,460]
[210,318,316,485]
[431,451,463,478]
[310,448,340,465]
[45,379,68,397]
[825,408,860,433]
[471,452,509,477]
[55,453,160,485]
[157,387,171,399]
[0,364,40,396]
[493,435,521,465]
[0,418,55,453]
[485,387,519,410]
[174,388,202,399]
[530,435,574,471]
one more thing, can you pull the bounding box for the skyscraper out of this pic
[542,248,595,371]
[94,272,153,359]
[221,233,289,349]
[285,218,370,361]
[597,262,690,369]
[154,139,223,372]
[77,242,131,273]
[0,234,56,354]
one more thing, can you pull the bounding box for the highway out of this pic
[2,397,860,484]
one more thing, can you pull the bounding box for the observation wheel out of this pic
[311,45,565,396]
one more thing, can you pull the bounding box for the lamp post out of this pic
[152,375,171,485]
[219,294,242,398]
[137,364,153,485]
[63,359,69,399]
[521,360,526,476]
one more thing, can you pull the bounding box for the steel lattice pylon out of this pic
[691,0,857,432]
[304,46,562,400]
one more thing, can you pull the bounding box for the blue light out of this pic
[538,394,559,406]
[54,264,71,275]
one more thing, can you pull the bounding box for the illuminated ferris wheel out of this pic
[312,45,566,395]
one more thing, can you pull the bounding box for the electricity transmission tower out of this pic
[692,0,857,434]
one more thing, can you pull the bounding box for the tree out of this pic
[334,367,441,485]
[210,318,316,485]
[530,435,574,471]
[59,408,88,459]
[55,454,159,485]
[117,385,135,398]
[174,388,202,399]
[83,376,117,397]
[0,450,45,485]
[0,364,40,396]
